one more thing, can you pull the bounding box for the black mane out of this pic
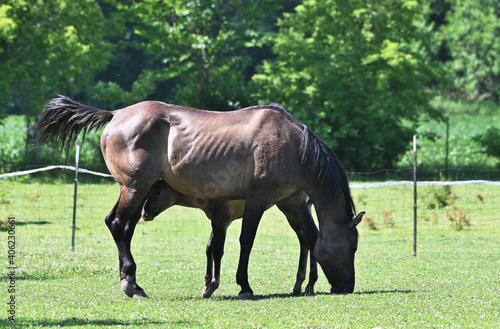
[300,127,356,220]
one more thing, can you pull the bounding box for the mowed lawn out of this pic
[0,180,498,328]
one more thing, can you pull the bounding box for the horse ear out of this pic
[352,212,365,227]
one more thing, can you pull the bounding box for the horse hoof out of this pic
[292,289,301,296]
[304,285,315,295]
[202,282,219,298]
[202,287,215,298]
[133,289,149,298]
[121,279,135,298]
[121,279,148,298]
[238,292,255,300]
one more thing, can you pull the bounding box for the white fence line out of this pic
[0,165,113,179]
[351,180,500,189]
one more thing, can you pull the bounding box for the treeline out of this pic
[1,0,499,171]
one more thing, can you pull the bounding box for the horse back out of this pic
[102,101,305,203]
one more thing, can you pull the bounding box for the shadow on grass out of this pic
[15,220,51,226]
[158,289,414,301]
[252,289,414,300]
[0,318,193,327]
[355,289,414,295]
[0,274,59,282]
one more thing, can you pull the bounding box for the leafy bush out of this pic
[473,127,500,161]
[0,115,28,169]
[397,98,500,169]
[443,0,500,100]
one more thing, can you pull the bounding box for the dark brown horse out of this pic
[142,179,318,297]
[30,95,364,299]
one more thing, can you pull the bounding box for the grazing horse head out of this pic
[313,211,364,294]
[142,180,173,221]
[300,127,365,294]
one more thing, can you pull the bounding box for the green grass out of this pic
[1,181,499,328]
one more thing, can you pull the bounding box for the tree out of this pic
[473,127,500,163]
[0,0,114,115]
[252,0,443,170]
[97,0,282,110]
[443,0,500,101]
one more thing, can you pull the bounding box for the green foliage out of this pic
[443,0,500,100]
[473,127,500,161]
[252,0,443,170]
[98,0,281,110]
[397,97,500,169]
[0,115,105,170]
[0,0,115,114]
[0,116,26,169]
[421,179,456,210]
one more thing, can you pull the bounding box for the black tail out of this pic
[29,95,114,155]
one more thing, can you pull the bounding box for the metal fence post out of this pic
[413,135,417,256]
[71,145,80,251]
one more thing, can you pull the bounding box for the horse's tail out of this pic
[29,95,114,154]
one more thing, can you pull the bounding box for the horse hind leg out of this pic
[105,186,151,298]
[202,231,214,297]
[236,199,268,300]
[203,215,230,298]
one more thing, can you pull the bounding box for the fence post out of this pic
[71,145,80,252]
[413,135,417,257]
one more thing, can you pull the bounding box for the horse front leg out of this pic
[292,244,308,295]
[277,193,319,296]
[305,252,318,295]
[105,191,148,298]
[292,246,318,295]
[236,204,266,300]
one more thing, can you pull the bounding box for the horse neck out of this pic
[306,184,350,230]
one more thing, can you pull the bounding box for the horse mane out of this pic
[299,126,356,220]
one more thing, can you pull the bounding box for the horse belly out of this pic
[162,158,249,200]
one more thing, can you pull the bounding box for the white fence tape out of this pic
[0,165,113,179]
[351,180,500,189]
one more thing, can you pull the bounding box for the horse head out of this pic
[313,212,364,294]
[142,180,175,221]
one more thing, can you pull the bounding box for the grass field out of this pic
[1,180,499,328]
